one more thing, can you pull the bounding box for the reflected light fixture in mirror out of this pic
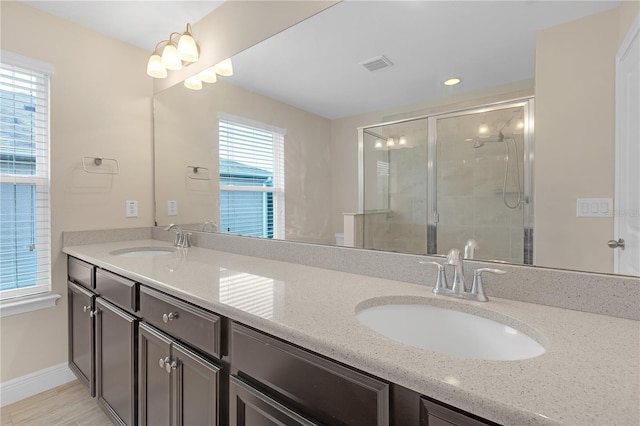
[184,75,203,90]
[146,23,200,79]
[183,57,234,90]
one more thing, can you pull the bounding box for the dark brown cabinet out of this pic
[230,375,319,426]
[68,281,95,396]
[95,298,137,426]
[419,397,495,426]
[231,322,389,426]
[139,323,220,426]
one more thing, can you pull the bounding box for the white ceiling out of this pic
[22,0,620,119]
[21,0,223,51]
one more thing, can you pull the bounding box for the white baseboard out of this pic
[0,363,76,407]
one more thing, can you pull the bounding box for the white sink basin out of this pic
[357,303,545,361]
[110,247,177,257]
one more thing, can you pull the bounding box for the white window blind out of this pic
[0,55,51,301]
[219,114,285,239]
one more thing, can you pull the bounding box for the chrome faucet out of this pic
[422,248,506,302]
[201,220,218,232]
[446,248,465,294]
[463,239,479,259]
[165,224,191,248]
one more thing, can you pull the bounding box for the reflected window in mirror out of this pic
[218,114,285,239]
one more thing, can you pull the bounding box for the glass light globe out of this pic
[184,76,202,90]
[162,44,182,71]
[146,54,167,78]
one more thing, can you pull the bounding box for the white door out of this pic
[614,17,640,276]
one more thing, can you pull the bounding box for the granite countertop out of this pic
[63,239,639,426]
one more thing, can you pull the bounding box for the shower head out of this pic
[473,140,484,148]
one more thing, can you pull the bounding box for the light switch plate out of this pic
[167,200,178,216]
[576,198,612,217]
[126,200,138,218]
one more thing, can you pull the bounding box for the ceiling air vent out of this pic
[360,55,394,72]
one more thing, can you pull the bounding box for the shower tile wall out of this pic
[363,119,429,254]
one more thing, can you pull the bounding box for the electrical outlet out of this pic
[167,200,178,216]
[576,198,612,217]
[126,200,138,218]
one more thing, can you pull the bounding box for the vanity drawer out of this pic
[231,323,389,426]
[68,257,94,290]
[138,286,221,359]
[95,268,137,313]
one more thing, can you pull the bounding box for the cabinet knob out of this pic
[158,356,170,369]
[83,305,91,313]
[165,360,178,374]
[162,312,179,323]
[89,309,99,318]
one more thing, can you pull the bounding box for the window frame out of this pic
[218,113,286,239]
[0,51,54,314]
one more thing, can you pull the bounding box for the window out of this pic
[218,114,285,239]
[0,53,51,302]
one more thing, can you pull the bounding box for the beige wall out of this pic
[534,6,636,272]
[0,1,154,381]
[154,80,334,244]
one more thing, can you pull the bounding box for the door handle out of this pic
[607,238,625,249]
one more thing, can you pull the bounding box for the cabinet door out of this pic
[172,342,220,426]
[139,323,172,426]
[68,282,95,396]
[419,398,494,426]
[230,376,319,426]
[95,298,137,426]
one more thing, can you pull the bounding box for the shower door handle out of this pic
[607,238,625,249]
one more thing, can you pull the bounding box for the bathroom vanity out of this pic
[63,238,639,426]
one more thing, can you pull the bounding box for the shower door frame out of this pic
[427,97,535,263]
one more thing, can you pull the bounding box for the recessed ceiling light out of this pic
[444,77,461,86]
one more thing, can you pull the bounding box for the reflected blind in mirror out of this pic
[219,114,285,239]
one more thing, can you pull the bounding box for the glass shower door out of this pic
[430,100,532,264]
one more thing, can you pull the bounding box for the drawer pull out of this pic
[159,356,170,369]
[162,312,179,323]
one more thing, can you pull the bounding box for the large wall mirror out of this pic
[154,0,639,277]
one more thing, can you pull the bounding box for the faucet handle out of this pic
[182,232,192,248]
[471,268,506,302]
[419,261,449,294]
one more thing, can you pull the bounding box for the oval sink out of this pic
[110,247,177,257]
[357,303,545,361]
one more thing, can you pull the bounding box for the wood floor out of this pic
[1,380,113,426]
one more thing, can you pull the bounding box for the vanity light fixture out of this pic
[398,135,407,146]
[386,137,396,148]
[374,139,383,149]
[444,77,461,86]
[146,23,200,79]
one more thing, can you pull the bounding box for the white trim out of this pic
[0,363,75,407]
[0,50,54,76]
[218,112,287,136]
[614,15,640,275]
[0,292,61,318]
